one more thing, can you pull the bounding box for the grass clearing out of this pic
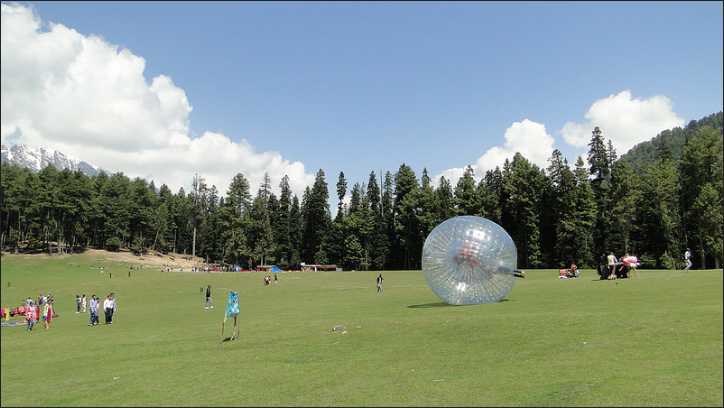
[1,252,722,406]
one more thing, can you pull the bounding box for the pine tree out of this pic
[479,168,503,223]
[288,195,302,265]
[587,127,614,259]
[609,161,639,255]
[434,176,455,224]
[417,169,438,240]
[366,171,388,270]
[302,169,331,263]
[501,154,543,267]
[394,164,420,269]
[336,172,347,216]
[274,175,292,266]
[381,171,396,269]
[545,149,577,266]
[680,126,723,268]
[572,157,596,267]
[454,165,478,215]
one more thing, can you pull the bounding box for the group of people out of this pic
[75,294,87,313]
[559,263,580,279]
[30,293,55,331]
[263,274,277,286]
[95,293,117,326]
[599,252,640,280]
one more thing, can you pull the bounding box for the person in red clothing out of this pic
[25,302,36,332]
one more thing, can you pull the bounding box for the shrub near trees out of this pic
[1,113,721,269]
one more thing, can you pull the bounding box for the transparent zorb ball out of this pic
[422,216,518,305]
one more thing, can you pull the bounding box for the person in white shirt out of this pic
[103,293,116,325]
[607,252,618,280]
[684,248,692,270]
[81,294,87,313]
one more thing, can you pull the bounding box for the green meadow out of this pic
[1,252,722,407]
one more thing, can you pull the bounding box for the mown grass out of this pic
[1,252,722,406]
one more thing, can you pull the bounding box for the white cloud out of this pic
[0,3,314,197]
[433,119,555,187]
[561,90,685,154]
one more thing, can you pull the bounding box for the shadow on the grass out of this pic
[407,299,509,309]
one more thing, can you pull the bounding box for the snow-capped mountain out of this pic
[1,144,99,176]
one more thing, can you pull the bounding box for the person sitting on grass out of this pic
[568,262,579,278]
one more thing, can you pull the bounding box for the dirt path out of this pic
[2,249,204,269]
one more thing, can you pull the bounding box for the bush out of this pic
[132,237,147,255]
[105,237,122,252]
[661,251,677,270]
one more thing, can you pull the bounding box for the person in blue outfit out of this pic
[221,291,240,341]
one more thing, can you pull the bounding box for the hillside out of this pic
[619,111,723,170]
[1,248,205,270]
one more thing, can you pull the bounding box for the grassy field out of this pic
[1,252,722,407]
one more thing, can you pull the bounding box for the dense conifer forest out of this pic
[1,112,721,270]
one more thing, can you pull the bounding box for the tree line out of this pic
[1,113,721,269]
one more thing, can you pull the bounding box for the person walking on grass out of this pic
[684,248,692,270]
[75,294,81,313]
[43,298,54,330]
[376,273,384,295]
[25,301,36,332]
[81,294,87,313]
[103,293,116,325]
[221,291,240,341]
[88,295,99,326]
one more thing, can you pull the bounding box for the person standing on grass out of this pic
[81,294,87,313]
[607,252,617,280]
[684,248,692,270]
[205,285,213,310]
[89,295,99,326]
[376,273,384,295]
[103,293,116,325]
[43,298,54,330]
[75,294,81,314]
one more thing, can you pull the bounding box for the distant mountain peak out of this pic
[1,143,99,176]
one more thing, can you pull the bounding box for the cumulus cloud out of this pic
[561,90,685,154]
[432,119,555,187]
[0,3,314,196]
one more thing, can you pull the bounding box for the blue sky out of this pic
[4,1,723,200]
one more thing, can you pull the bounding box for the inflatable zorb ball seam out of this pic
[422,216,517,305]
